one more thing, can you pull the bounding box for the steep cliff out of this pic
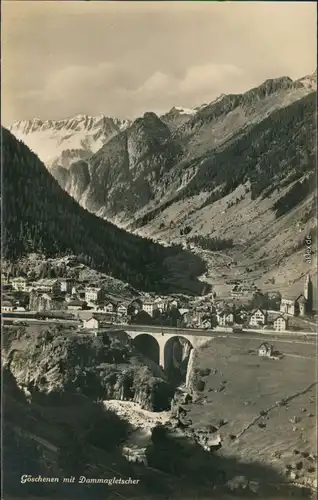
[3,326,174,411]
[72,112,181,217]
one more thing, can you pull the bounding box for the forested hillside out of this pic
[2,128,206,294]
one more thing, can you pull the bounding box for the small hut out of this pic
[258,342,273,357]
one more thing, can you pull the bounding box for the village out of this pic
[1,271,315,334]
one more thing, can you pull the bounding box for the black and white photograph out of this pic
[1,1,317,499]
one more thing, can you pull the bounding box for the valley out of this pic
[3,62,317,500]
[9,71,317,297]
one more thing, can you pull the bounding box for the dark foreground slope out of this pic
[1,127,206,294]
[2,326,314,499]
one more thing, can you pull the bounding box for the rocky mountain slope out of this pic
[2,127,207,295]
[10,71,316,223]
[160,106,198,132]
[8,71,317,292]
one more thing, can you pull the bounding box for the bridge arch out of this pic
[163,335,193,382]
[125,329,206,381]
[132,333,160,365]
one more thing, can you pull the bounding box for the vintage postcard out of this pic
[1,1,317,499]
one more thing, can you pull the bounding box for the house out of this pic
[99,302,115,313]
[2,300,14,312]
[142,300,158,317]
[117,304,128,316]
[64,294,74,303]
[105,302,116,313]
[178,308,189,319]
[60,278,75,294]
[280,274,313,317]
[217,311,234,326]
[201,319,212,329]
[67,299,86,311]
[231,285,240,297]
[154,297,166,312]
[237,308,248,321]
[273,315,288,332]
[31,279,62,295]
[82,317,100,330]
[12,277,27,292]
[169,299,179,309]
[85,286,103,304]
[258,342,273,357]
[178,308,190,326]
[249,308,267,327]
[191,310,203,327]
[280,294,307,316]
[1,272,8,284]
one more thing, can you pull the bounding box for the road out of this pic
[3,316,316,344]
[2,317,79,325]
[121,324,317,345]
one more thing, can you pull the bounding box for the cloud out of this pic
[180,64,243,93]
[140,71,177,93]
[42,63,117,101]
[137,64,244,102]
[2,1,316,124]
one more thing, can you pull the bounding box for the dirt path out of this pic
[235,381,318,439]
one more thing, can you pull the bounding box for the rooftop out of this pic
[33,278,60,286]
[2,300,13,306]
[68,299,84,306]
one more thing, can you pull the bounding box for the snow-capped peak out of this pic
[9,113,132,166]
[173,106,198,116]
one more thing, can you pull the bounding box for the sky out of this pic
[2,1,317,126]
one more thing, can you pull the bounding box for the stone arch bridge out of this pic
[123,328,211,371]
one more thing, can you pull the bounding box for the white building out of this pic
[102,302,115,313]
[280,275,313,317]
[191,311,203,327]
[169,299,179,309]
[202,319,212,329]
[2,300,14,312]
[60,279,75,294]
[85,287,103,304]
[82,317,99,329]
[154,297,166,312]
[249,309,267,327]
[117,304,128,316]
[217,311,234,326]
[258,342,273,357]
[273,315,288,332]
[142,300,158,317]
[12,277,27,291]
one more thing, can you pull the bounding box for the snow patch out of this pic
[174,106,197,116]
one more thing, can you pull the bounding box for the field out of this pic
[187,336,317,488]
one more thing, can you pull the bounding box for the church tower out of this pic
[304,274,313,313]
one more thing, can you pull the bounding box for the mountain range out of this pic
[8,69,317,293]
